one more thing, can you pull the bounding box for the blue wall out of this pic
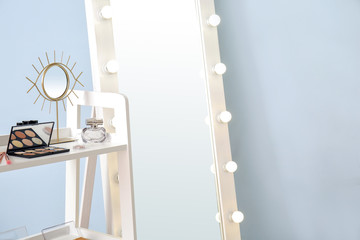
[215,0,360,239]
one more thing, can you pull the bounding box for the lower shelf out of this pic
[20,228,121,240]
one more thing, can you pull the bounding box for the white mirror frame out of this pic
[196,1,241,239]
[84,0,241,239]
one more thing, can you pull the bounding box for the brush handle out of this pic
[0,152,5,164]
[4,154,11,165]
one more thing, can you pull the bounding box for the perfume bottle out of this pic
[81,118,107,143]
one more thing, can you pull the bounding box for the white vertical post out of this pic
[65,102,81,226]
[117,149,136,240]
[65,159,80,225]
[79,155,98,228]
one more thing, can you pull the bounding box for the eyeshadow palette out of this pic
[6,121,70,158]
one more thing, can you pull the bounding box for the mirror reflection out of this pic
[112,1,221,239]
[43,65,68,99]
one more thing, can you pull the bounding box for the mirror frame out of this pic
[196,1,241,239]
[84,0,241,239]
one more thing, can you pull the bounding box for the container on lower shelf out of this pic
[42,222,82,240]
[0,226,28,239]
[16,222,121,240]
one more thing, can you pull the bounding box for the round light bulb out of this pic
[208,14,221,27]
[210,164,215,174]
[100,6,113,19]
[109,116,121,129]
[213,63,227,75]
[218,111,232,123]
[231,211,244,223]
[105,60,119,74]
[215,213,221,223]
[225,161,238,173]
[114,173,119,183]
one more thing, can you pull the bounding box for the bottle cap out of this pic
[86,118,104,126]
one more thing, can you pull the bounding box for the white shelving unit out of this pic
[0,90,136,240]
[0,138,126,174]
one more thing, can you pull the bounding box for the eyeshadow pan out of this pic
[22,139,33,146]
[15,131,26,139]
[9,143,13,149]
[14,151,24,155]
[23,153,35,156]
[25,150,36,153]
[11,134,16,140]
[12,140,23,148]
[32,138,43,145]
[25,130,36,137]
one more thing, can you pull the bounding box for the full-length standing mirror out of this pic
[0,0,240,239]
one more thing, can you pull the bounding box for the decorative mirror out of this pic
[26,51,84,142]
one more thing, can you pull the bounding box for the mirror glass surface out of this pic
[112,1,221,239]
[43,66,68,99]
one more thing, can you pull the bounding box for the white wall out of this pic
[215,0,360,239]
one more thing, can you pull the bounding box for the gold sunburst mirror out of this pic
[26,51,84,143]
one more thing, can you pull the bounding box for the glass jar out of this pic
[81,118,107,143]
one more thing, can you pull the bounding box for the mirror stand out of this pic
[26,52,84,143]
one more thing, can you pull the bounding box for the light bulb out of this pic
[210,164,215,174]
[231,211,244,223]
[213,63,227,75]
[218,111,232,123]
[100,6,113,19]
[208,14,221,27]
[114,173,119,183]
[109,116,121,128]
[215,213,221,223]
[105,60,119,74]
[224,161,237,173]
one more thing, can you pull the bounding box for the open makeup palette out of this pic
[6,121,69,158]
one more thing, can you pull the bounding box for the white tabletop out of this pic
[0,137,127,173]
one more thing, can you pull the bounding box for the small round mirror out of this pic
[42,64,69,100]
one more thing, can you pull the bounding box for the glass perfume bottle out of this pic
[81,118,107,143]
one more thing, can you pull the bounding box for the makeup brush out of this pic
[4,153,11,165]
[0,152,5,164]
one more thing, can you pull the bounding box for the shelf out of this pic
[20,227,121,240]
[0,136,127,173]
